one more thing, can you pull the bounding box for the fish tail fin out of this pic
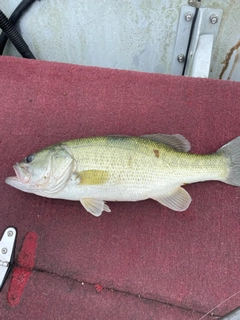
[218,136,240,186]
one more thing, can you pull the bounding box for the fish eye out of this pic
[26,154,35,163]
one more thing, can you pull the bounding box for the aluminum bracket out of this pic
[191,34,214,77]
[0,227,17,290]
[171,6,223,77]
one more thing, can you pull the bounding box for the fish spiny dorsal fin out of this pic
[141,134,191,152]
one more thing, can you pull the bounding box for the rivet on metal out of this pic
[185,13,193,22]
[1,248,7,254]
[7,231,13,237]
[209,14,218,24]
[177,54,185,63]
[188,0,195,6]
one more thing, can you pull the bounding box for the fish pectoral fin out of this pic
[77,170,109,185]
[80,198,111,217]
[153,187,192,211]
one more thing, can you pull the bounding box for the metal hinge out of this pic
[171,6,223,77]
[0,227,17,290]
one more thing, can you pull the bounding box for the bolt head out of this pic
[1,248,7,254]
[185,13,193,22]
[177,54,185,63]
[188,0,195,6]
[210,14,218,24]
[7,231,13,237]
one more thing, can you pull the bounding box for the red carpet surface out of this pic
[0,56,240,319]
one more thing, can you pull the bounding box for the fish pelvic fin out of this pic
[218,136,240,186]
[152,187,192,211]
[80,198,111,217]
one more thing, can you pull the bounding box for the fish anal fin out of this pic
[77,170,109,185]
[80,198,111,217]
[141,134,191,152]
[153,187,192,211]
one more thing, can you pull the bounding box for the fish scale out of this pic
[64,137,228,187]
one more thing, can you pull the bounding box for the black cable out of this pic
[182,0,201,75]
[0,8,35,59]
[0,0,36,54]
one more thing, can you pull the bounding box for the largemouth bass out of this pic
[5,134,240,217]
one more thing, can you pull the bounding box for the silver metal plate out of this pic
[220,307,240,320]
[171,6,223,76]
[184,7,223,76]
[191,34,214,77]
[171,6,195,76]
[0,227,17,290]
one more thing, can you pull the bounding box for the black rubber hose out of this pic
[0,9,35,59]
[0,0,36,55]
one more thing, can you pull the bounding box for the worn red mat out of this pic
[0,56,240,319]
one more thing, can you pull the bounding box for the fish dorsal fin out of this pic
[141,134,191,152]
[80,198,111,217]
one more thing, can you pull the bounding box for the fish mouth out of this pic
[13,163,30,183]
[5,175,34,193]
[5,164,31,190]
[5,175,19,184]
